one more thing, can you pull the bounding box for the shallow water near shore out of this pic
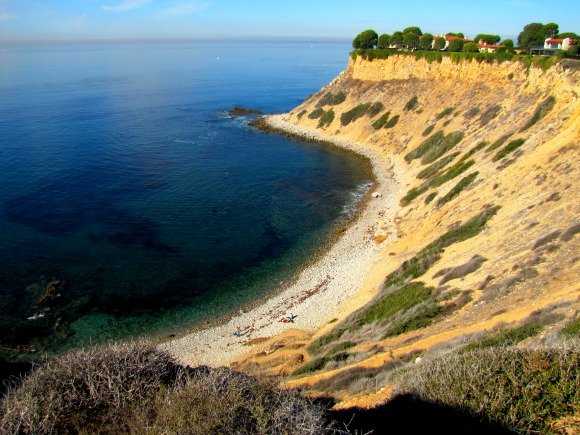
[0,40,372,359]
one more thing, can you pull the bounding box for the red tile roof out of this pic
[546,38,564,43]
[445,35,471,42]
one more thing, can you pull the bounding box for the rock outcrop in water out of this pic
[227,107,263,117]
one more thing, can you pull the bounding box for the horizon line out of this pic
[0,36,352,46]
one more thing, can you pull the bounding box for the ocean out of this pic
[0,41,371,359]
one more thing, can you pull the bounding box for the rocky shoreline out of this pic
[161,114,406,368]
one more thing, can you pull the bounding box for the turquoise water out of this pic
[0,41,371,358]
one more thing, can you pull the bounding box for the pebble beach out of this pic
[162,114,405,367]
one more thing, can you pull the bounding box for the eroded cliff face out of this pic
[234,55,579,409]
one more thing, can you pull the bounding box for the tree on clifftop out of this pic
[403,26,422,36]
[542,22,559,37]
[446,32,465,38]
[377,33,391,49]
[419,33,434,50]
[518,22,560,50]
[353,29,378,49]
[502,39,514,48]
[447,39,464,52]
[390,31,404,47]
[474,34,500,44]
[463,42,480,53]
[403,32,420,49]
[433,36,446,51]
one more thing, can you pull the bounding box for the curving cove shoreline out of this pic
[161,114,407,367]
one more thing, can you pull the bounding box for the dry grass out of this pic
[134,368,328,434]
[1,342,330,434]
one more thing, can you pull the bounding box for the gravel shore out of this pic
[161,114,405,367]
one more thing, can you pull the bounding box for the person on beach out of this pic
[287,313,297,323]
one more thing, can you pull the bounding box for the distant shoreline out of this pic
[162,113,405,367]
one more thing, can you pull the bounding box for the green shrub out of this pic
[396,344,580,433]
[492,138,526,162]
[417,152,459,179]
[421,131,465,164]
[520,95,556,131]
[355,282,434,326]
[432,159,475,185]
[318,109,335,128]
[316,91,347,107]
[367,101,384,117]
[422,125,435,136]
[293,352,350,376]
[404,96,419,111]
[561,318,580,337]
[436,172,479,206]
[308,329,346,355]
[485,134,510,153]
[401,159,475,206]
[520,55,559,71]
[292,357,328,376]
[424,192,437,204]
[435,107,454,120]
[405,131,444,163]
[372,111,391,129]
[464,323,543,352]
[462,42,480,53]
[327,341,356,355]
[405,130,464,164]
[351,48,396,60]
[459,141,488,162]
[383,304,442,338]
[308,107,324,119]
[297,109,307,119]
[384,114,400,128]
[341,103,371,126]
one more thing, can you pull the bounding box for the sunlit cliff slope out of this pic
[234,54,580,415]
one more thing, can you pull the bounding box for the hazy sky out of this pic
[0,0,578,43]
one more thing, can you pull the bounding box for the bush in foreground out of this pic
[395,343,580,433]
[1,342,328,434]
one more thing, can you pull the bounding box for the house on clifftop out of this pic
[531,37,574,55]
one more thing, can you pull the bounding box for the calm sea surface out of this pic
[0,41,371,358]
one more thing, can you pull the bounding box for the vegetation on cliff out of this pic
[1,342,331,434]
[252,43,580,434]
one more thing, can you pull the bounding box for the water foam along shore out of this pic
[161,113,407,367]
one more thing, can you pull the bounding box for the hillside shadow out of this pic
[325,394,516,434]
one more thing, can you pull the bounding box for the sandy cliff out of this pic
[232,54,580,409]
